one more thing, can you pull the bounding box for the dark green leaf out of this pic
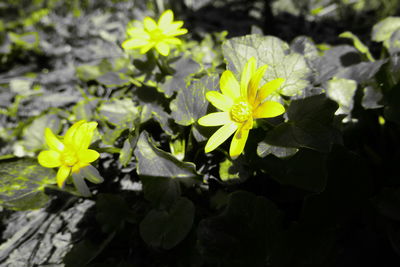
[96,194,136,233]
[198,191,283,267]
[134,131,200,206]
[134,131,199,179]
[384,82,400,125]
[170,74,219,126]
[140,197,195,249]
[159,56,200,98]
[262,94,340,152]
[259,149,327,192]
[372,187,400,221]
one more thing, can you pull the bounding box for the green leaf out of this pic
[372,16,400,49]
[73,98,100,121]
[373,187,400,221]
[388,28,400,54]
[313,45,360,84]
[134,131,199,179]
[134,131,200,206]
[262,94,340,153]
[9,78,33,95]
[158,56,201,98]
[140,197,195,250]
[339,31,374,61]
[336,60,386,84]
[300,145,372,226]
[326,77,357,116]
[97,98,140,145]
[257,142,298,158]
[96,193,136,233]
[8,31,40,50]
[219,157,249,182]
[259,149,327,192]
[222,34,311,96]
[170,74,219,126]
[119,138,134,167]
[198,191,283,266]
[76,58,129,86]
[0,158,55,211]
[98,98,139,126]
[22,113,61,152]
[362,85,383,109]
[384,82,400,125]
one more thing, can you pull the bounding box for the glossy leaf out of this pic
[222,34,311,97]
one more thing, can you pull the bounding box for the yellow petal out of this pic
[167,28,188,36]
[127,27,149,38]
[64,120,86,145]
[164,37,182,45]
[140,43,155,54]
[255,78,285,106]
[122,38,149,49]
[198,112,231,126]
[143,17,157,31]
[204,122,238,153]
[56,165,71,188]
[44,128,64,152]
[163,21,184,33]
[240,57,256,98]
[229,126,250,158]
[73,121,98,151]
[155,42,170,56]
[206,91,234,111]
[220,70,240,100]
[253,101,285,119]
[78,149,100,163]
[247,65,268,105]
[38,150,62,168]
[158,9,174,26]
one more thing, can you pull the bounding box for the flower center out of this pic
[230,101,252,123]
[61,150,78,167]
[149,28,165,42]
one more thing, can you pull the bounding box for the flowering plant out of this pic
[198,57,285,158]
[38,120,103,196]
[122,9,187,56]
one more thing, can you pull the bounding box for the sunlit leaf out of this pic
[158,56,201,98]
[0,158,55,211]
[223,34,311,97]
[134,131,200,206]
[326,77,357,116]
[170,74,219,126]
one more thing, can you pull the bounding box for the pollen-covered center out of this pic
[149,28,166,42]
[230,101,252,123]
[61,150,78,167]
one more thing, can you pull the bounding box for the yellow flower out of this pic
[38,120,101,188]
[198,57,286,158]
[122,9,188,56]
